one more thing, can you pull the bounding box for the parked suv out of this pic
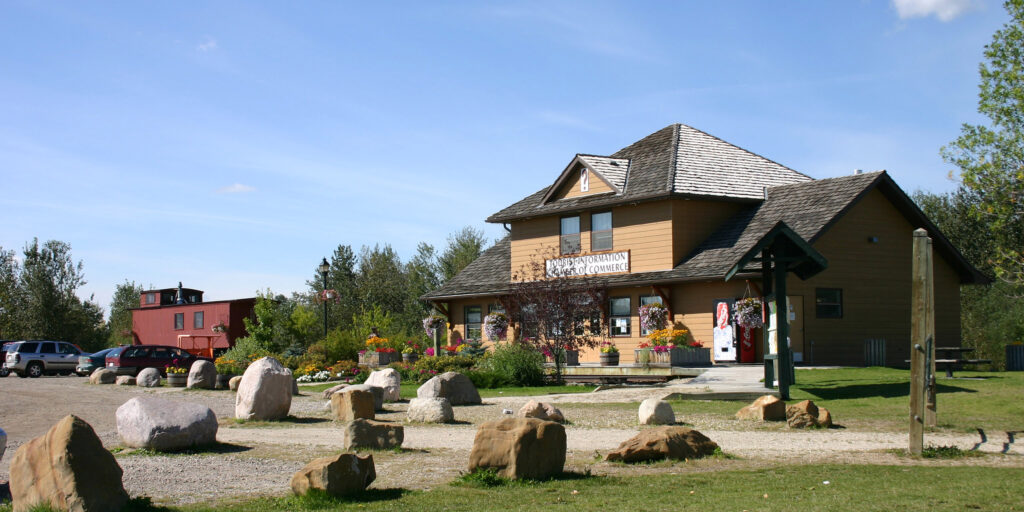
[0,341,14,377]
[105,345,205,376]
[3,341,85,378]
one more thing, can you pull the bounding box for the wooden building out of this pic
[130,283,256,356]
[423,124,986,366]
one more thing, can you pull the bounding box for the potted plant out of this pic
[360,336,398,366]
[542,345,579,366]
[484,311,509,341]
[402,345,419,364]
[599,341,619,366]
[213,356,241,389]
[639,302,668,332]
[422,314,446,338]
[733,298,764,329]
[165,359,189,387]
[212,322,228,334]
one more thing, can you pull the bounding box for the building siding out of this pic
[553,167,614,200]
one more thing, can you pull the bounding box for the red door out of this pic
[738,326,756,363]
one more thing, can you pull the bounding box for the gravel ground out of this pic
[1,375,1021,507]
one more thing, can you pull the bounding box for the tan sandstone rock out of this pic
[468,418,566,480]
[89,368,116,385]
[787,400,832,428]
[331,389,375,422]
[290,453,376,497]
[342,419,404,450]
[605,426,719,463]
[10,415,128,512]
[736,395,787,421]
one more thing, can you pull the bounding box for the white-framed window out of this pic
[560,216,581,255]
[609,297,631,337]
[465,306,482,341]
[591,211,613,251]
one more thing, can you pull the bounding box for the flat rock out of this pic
[321,383,349,399]
[9,415,128,512]
[605,426,718,463]
[89,368,116,385]
[407,397,454,423]
[342,419,404,450]
[116,396,218,451]
[187,360,217,389]
[115,376,136,386]
[416,372,481,405]
[736,395,786,421]
[291,453,376,497]
[638,398,675,425]
[365,368,401,402]
[235,357,293,421]
[786,400,833,428]
[468,418,565,480]
[136,367,162,388]
[331,389,375,422]
[347,384,385,410]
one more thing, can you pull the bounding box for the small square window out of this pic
[815,288,843,319]
[194,311,204,329]
[145,293,156,304]
[174,313,184,330]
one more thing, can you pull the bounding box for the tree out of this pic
[942,0,1024,287]
[356,244,410,329]
[912,189,995,274]
[404,242,441,329]
[0,247,23,338]
[108,280,143,346]
[438,226,488,282]
[506,250,606,383]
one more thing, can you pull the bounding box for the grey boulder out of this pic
[136,367,162,387]
[235,357,293,421]
[187,360,217,389]
[365,368,401,402]
[406,397,454,423]
[89,368,116,385]
[116,396,218,451]
[115,376,136,386]
[638,398,675,425]
[416,372,481,405]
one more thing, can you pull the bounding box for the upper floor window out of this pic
[591,211,613,251]
[193,311,204,329]
[145,293,156,304]
[560,216,581,255]
[816,288,843,319]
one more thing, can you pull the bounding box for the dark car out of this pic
[0,341,14,377]
[105,345,205,376]
[77,346,123,376]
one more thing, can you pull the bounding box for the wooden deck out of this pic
[548,363,708,383]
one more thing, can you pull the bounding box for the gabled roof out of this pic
[428,171,987,301]
[488,123,812,223]
[539,154,629,203]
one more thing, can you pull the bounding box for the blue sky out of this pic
[0,0,1009,313]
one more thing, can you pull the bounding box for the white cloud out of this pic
[892,0,976,21]
[216,183,255,194]
[197,36,218,52]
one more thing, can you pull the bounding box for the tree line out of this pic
[0,227,491,354]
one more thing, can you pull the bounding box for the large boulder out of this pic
[736,395,786,421]
[407,397,454,423]
[321,383,349,399]
[365,368,401,402]
[605,426,719,463]
[136,367,162,388]
[331,389,375,422]
[786,400,833,428]
[516,401,564,423]
[285,369,299,396]
[416,372,481,405]
[468,418,566,480]
[0,426,6,462]
[116,396,218,451]
[9,415,128,512]
[638,398,675,425]
[290,453,376,498]
[235,357,293,421]
[89,368,116,385]
[228,375,242,391]
[115,376,136,386]
[342,419,404,450]
[347,384,385,411]
[187,360,217,389]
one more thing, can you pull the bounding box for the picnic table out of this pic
[933,347,992,377]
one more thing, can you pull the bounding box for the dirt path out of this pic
[1,376,1020,506]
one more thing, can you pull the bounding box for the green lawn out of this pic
[169,465,1023,511]
[300,381,597,400]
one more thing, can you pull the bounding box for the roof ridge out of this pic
[577,153,625,160]
[767,170,884,193]
[675,123,813,180]
[667,123,679,193]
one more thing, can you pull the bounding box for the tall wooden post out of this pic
[925,237,937,427]
[910,228,932,455]
[773,239,791,400]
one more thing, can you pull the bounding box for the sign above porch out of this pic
[546,251,630,278]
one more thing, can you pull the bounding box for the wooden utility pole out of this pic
[925,237,937,427]
[910,228,934,455]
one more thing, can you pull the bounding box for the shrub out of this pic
[221,337,274,372]
[465,369,513,389]
[482,342,545,387]
[414,355,475,375]
[317,328,365,363]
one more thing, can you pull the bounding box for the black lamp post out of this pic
[318,257,330,338]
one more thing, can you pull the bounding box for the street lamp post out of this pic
[318,257,330,338]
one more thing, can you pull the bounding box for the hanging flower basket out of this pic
[422,314,446,338]
[483,312,509,340]
[733,298,764,329]
[639,303,668,332]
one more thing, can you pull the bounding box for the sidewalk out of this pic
[662,364,777,400]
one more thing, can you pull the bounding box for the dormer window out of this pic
[560,216,581,255]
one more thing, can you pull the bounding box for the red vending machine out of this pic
[738,325,756,363]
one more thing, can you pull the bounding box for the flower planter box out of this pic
[599,352,620,366]
[633,347,711,366]
[359,352,398,367]
[166,374,187,387]
[402,353,419,364]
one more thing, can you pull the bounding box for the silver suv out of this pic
[3,341,84,378]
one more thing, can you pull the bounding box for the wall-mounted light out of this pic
[868,236,879,243]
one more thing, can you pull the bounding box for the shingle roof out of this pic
[426,171,986,301]
[488,123,812,223]
[577,154,629,192]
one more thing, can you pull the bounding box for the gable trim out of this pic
[541,155,622,204]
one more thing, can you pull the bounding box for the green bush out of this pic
[481,342,545,387]
[413,355,476,375]
[221,337,274,370]
[316,328,365,363]
[465,369,513,389]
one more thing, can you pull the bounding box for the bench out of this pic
[933,358,993,378]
